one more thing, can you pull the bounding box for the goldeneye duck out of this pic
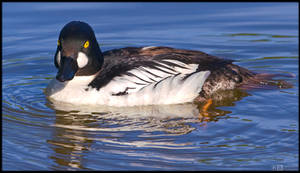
[45,21,292,107]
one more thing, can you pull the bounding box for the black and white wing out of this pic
[89,57,210,105]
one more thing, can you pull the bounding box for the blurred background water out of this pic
[2,2,298,170]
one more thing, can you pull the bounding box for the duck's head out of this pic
[54,21,103,82]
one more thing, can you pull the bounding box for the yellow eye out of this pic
[84,40,89,48]
[57,40,60,46]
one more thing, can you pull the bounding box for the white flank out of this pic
[129,70,211,106]
[46,59,211,107]
[77,52,89,68]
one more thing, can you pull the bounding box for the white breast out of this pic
[45,75,97,104]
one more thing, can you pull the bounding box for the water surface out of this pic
[2,2,298,170]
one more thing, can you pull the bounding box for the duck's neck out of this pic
[66,75,96,86]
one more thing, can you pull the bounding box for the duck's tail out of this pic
[239,72,294,90]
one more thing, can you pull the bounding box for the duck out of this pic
[45,21,292,107]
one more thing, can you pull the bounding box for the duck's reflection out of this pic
[46,111,96,170]
[45,88,250,170]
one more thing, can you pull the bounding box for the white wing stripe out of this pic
[161,59,189,68]
[141,66,175,79]
[127,69,154,84]
[116,75,148,85]
[137,67,159,82]
[154,61,178,74]
[140,67,163,78]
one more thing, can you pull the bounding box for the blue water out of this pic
[2,2,298,170]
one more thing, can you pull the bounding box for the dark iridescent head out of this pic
[54,21,103,82]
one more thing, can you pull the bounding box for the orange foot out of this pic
[202,99,213,112]
[198,98,213,122]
